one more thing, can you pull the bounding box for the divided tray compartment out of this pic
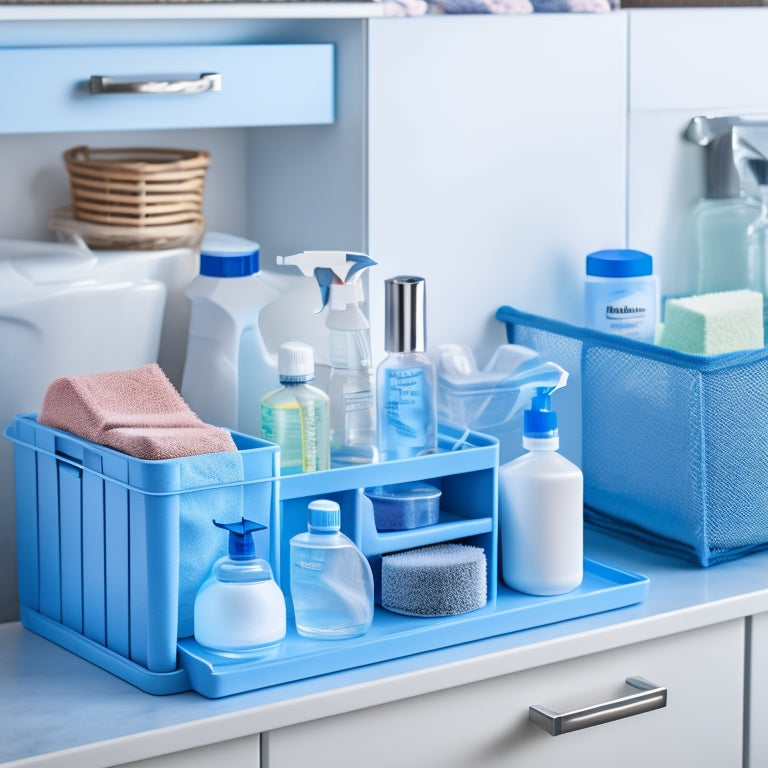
[7,415,650,698]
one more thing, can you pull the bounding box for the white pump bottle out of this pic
[499,388,583,596]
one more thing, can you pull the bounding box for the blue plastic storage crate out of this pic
[497,305,768,566]
[7,413,278,694]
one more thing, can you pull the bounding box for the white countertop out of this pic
[4,525,768,767]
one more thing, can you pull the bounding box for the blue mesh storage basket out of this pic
[497,305,768,566]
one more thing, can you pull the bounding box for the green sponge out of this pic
[659,289,764,354]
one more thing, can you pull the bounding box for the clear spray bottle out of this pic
[277,251,377,465]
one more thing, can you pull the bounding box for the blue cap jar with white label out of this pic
[584,249,658,343]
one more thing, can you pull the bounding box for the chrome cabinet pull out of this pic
[529,676,667,736]
[90,73,222,95]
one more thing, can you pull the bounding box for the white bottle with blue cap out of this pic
[584,248,658,343]
[498,388,583,596]
[181,232,281,436]
[194,518,286,655]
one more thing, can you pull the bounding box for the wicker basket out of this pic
[64,146,210,228]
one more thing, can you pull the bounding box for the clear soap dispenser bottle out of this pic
[289,499,374,639]
[193,518,286,655]
[498,389,583,596]
[685,116,760,295]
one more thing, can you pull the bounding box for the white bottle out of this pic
[584,249,657,343]
[194,519,286,655]
[289,499,374,639]
[499,389,583,596]
[181,232,280,436]
[260,341,330,474]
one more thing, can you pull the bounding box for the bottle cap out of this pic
[385,275,427,353]
[199,232,261,278]
[308,499,341,534]
[523,389,558,440]
[586,249,653,279]
[278,341,315,383]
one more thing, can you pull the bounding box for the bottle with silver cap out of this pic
[376,276,438,461]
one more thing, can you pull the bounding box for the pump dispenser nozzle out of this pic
[523,387,559,442]
[213,518,266,560]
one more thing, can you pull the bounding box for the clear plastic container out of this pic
[289,499,374,639]
[584,249,657,343]
[364,482,441,531]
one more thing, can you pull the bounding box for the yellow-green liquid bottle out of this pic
[261,341,330,474]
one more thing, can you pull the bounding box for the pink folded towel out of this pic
[38,363,237,459]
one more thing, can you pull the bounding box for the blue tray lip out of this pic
[20,557,648,699]
[176,557,649,698]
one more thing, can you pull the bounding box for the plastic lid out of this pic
[308,499,341,534]
[199,232,261,278]
[586,249,653,279]
[213,518,267,560]
[523,389,558,440]
[278,341,315,383]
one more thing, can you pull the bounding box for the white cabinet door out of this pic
[747,611,768,765]
[366,14,628,369]
[115,734,260,768]
[266,620,743,768]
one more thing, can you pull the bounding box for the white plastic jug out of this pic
[0,236,170,622]
[181,232,281,437]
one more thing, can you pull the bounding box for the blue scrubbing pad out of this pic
[659,289,764,354]
[381,543,487,617]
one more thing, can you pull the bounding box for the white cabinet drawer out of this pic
[266,619,744,768]
[0,44,334,134]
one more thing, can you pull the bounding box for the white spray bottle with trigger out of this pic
[181,233,282,437]
[277,251,377,465]
[498,387,583,596]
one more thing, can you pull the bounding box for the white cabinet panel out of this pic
[748,612,768,765]
[266,620,744,768]
[630,8,768,113]
[366,14,627,368]
[116,734,260,768]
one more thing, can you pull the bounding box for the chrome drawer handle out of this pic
[89,73,222,95]
[529,676,667,736]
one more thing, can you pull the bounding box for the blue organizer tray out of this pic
[178,558,649,698]
[7,415,649,698]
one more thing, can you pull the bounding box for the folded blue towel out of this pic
[177,449,245,639]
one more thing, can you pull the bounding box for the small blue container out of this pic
[365,482,442,531]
